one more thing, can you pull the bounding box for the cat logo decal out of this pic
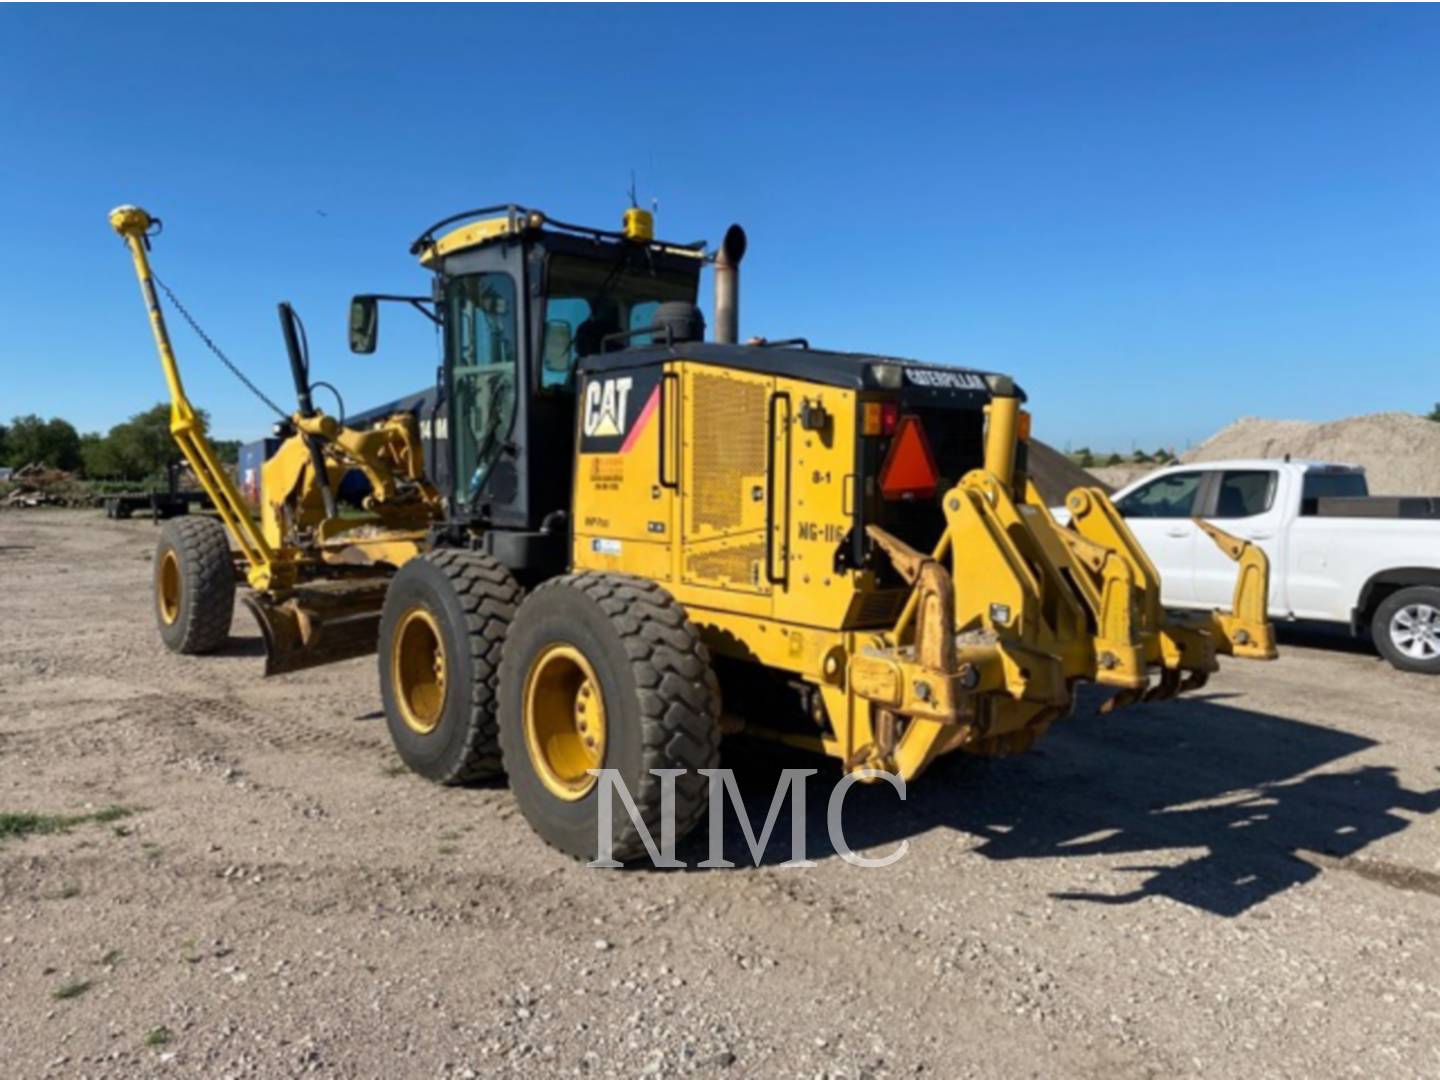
[583,376,634,438]
[580,371,661,454]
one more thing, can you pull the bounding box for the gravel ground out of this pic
[2,510,1439,1079]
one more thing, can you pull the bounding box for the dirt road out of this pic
[3,510,1438,1079]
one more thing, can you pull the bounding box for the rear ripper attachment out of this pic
[847,387,1276,780]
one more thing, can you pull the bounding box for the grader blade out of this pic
[242,579,390,676]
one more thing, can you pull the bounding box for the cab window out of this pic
[540,297,590,389]
[1300,471,1368,514]
[628,300,661,346]
[1212,470,1276,519]
[1116,472,1202,518]
[447,272,518,502]
[539,253,696,389]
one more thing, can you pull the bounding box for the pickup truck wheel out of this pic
[1372,586,1440,675]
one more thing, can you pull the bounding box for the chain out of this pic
[149,271,290,420]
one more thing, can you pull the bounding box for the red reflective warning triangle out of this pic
[878,414,939,499]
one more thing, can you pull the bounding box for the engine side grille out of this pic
[687,372,768,536]
[685,541,767,589]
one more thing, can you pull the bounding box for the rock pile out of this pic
[1181,412,1440,495]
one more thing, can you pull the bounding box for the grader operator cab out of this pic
[111,201,1276,862]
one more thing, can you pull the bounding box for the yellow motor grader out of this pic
[110,202,1275,861]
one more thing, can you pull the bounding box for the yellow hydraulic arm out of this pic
[109,205,280,590]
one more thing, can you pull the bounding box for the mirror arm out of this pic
[362,294,439,326]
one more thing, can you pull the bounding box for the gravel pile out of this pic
[1181,412,1440,495]
[1086,463,1154,490]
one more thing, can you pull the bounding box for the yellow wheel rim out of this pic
[523,643,607,801]
[391,607,448,735]
[157,550,181,625]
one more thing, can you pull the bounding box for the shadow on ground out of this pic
[690,688,1440,916]
[1276,620,1381,660]
[217,634,267,660]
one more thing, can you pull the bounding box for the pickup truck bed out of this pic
[1313,496,1440,520]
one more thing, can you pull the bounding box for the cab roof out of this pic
[410,205,707,269]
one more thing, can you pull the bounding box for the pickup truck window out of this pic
[1116,472,1202,518]
[1301,471,1369,515]
[1212,470,1276,519]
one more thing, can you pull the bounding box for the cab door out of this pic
[678,364,776,602]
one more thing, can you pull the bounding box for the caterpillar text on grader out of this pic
[110,202,1276,862]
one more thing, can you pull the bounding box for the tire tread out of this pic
[500,572,721,861]
[158,516,235,654]
[424,549,525,783]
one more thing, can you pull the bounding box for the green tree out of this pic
[5,415,82,470]
[5,415,41,465]
[1427,402,1440,422]
[80,432,125,478]
[51,418,83,470]
[0,422,8,465]
[99,403,221,481]
[105,405,181,479]
[1106,452,1123,466]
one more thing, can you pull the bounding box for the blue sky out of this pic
[2,4,1437,450]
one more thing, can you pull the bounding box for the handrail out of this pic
[658,372,679,490]
[765,391,792,587]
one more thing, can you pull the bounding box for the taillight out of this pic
[862,401,900,437]
[878,415,939,500]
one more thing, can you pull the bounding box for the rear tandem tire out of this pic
[154,516,235,655]
[378,550,524,784]
[1371,585,1440,675]
[497,573,722,863]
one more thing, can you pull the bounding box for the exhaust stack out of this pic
[714,224,747,344]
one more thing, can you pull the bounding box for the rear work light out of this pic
[878,414,940,500]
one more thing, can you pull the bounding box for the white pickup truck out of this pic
[1103,460,1440,674]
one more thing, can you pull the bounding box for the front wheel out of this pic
[1372,586,1440,675]
[497,574,721,862]
[378,550,523,783]
[154,517,235,654]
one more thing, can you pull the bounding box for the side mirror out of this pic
[543,319,573,374]
[349,296,378,354]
